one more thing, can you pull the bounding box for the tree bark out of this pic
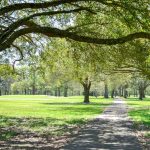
[121,86,124,96]
[81,78,91,104]
[55,88,57,96]
[64,86,68,97]
[139,86,146,100]
[57,87,61,97]
[142,90,145,98]
[118,86,121,96]
[83,85,90,103]
[124,90,128,98]
[104,83,109,98]
[24,89,27,95]
[32,85,36,95]
[133,89,136,97]
[139,88,143,100]
[111,89,115,98]
[138,82,147,100]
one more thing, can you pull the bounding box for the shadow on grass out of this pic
[0,115,87,130]
[0,115,88,141]
[0,130,18,141]
[41,102,110,106]
[0,101,108,130]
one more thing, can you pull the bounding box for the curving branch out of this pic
[0,8,94,45]
[0,0,141,15]
[0,25,150,51]
[12,44,24,71]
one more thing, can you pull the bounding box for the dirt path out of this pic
[61,98,143,150]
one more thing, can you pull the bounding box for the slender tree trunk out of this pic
[4,89,7,95]
[24,89,27,95]
[133,89,136,97]
[57,87,61,97]
[118,86,121,96]
[104,83,109,98]
[124,90,128,98]
[0,89,1,96]
[111,89,115,98]
[135,90,138,97]
[121,86,124,96]
[123,84,128,98]
[55,88,57,96]
[78,91,80,96]
[64,86,68,97]
[32,85,36,95]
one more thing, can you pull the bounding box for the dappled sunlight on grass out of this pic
[0,95,113,137]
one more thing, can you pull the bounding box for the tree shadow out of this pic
[127,97,150,101]
[41,102,110,106]
[61,119,143,150]
[0,115,88,149]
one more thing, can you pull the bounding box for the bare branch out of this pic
[12,44,24,71]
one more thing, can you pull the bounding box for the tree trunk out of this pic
[124,90,128,98]
[83,85,90,103]
[82,78,91,104]
[57,87,61,97]
[24,89,27,95]
[4,89,7,95]
[111,89,115,98]
[0,89,1,96]
[104,83,109,98]
[121,87,124,96]
[135,90,138,97]
[32,85,36,95]
[118,86,121,96]
[64,86,68,97]
[133,89,136,97]
[139,88,143,100]
[78,91,80,96]
[139,85,145,100]
[142,90,145,98]
[55,88,57,96]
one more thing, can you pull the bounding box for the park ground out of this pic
[0,95,149,149]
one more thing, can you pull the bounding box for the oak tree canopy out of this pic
[0,0,150,53]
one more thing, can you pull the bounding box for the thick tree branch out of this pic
[0,0,141,15]
[0,0,86,15]
[0,8,92,44]
[0,25,150,51]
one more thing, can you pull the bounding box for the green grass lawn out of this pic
[0,95,113,140]
[126,97,150,138]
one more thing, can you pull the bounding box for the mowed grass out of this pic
[0,95,113,140]
[126,97,150,128]
[127,98,150,126]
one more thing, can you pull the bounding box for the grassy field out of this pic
[126,97,150,137]
[0,95,113,140]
